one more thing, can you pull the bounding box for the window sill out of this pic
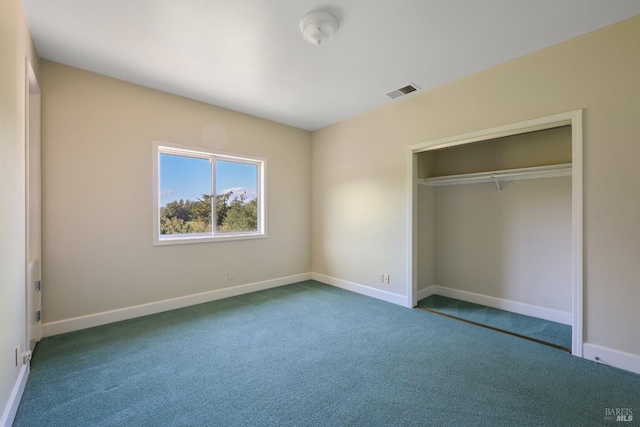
[154,232,267,246]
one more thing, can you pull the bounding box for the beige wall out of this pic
[0,0,39,419]
[416,184,435,293]
[433,177,572,312]
[312,16,640,355]
[40,61,311,322]
[424,125,572,177]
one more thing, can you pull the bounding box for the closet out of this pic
[415,125,573,349]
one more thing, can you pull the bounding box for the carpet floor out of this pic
[417,295,572,350]
[14,281,639,426]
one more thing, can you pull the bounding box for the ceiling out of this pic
[21,1,640,131]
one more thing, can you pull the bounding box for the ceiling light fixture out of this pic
[300,10,338,46]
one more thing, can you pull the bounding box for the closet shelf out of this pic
[420,163,572,188]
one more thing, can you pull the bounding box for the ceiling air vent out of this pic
[386,83,420,99]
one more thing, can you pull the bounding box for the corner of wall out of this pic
[583,343,640,376]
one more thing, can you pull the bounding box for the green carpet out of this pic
[417,295,572,350]
[14,281,639,426]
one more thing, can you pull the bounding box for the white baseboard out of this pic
[0,364,29,427]
[583,343,640,375]
[42,273,312,337]
[417,286,436,302]
[431,285,572,325]
[311,273,409,307]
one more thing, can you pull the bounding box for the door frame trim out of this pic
[25,57,42,350]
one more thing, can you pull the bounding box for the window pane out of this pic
[159,154,212,235]
[216,160,258,233]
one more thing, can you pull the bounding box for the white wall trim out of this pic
[583,343,640,375]
[432,285,572,325]
[570,109,584,357]
[42,273,311,337]
[311,273,409,307]
[0,364,28,427]
[417,286,436,302]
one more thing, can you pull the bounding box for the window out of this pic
[153,141,266,245]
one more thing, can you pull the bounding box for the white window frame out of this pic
[152,140,267,246]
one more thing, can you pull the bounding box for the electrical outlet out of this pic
[228,270,234,280]
[378,274,384,282]
[383,274,390,284]
[15,345,20,367]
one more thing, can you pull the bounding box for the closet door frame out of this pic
[407,110,583,357]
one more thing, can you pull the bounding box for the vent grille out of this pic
[386,83,420,99]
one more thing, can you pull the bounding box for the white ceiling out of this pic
[21,1,640,131]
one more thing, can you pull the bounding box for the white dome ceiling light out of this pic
[300,10,339,46]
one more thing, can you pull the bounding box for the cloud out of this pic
[221,187,245,195]
[221,187,257,200]
[160,189,174,197]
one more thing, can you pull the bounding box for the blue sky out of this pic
[160,154,257,206]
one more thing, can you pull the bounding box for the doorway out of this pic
[407,110,583,356]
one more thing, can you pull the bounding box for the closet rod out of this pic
[420,163,572,187]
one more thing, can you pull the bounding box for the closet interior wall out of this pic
[417,126,573,319]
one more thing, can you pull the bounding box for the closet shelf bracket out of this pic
[491,175,502,193]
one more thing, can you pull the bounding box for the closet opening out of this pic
[407,111,583,356]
